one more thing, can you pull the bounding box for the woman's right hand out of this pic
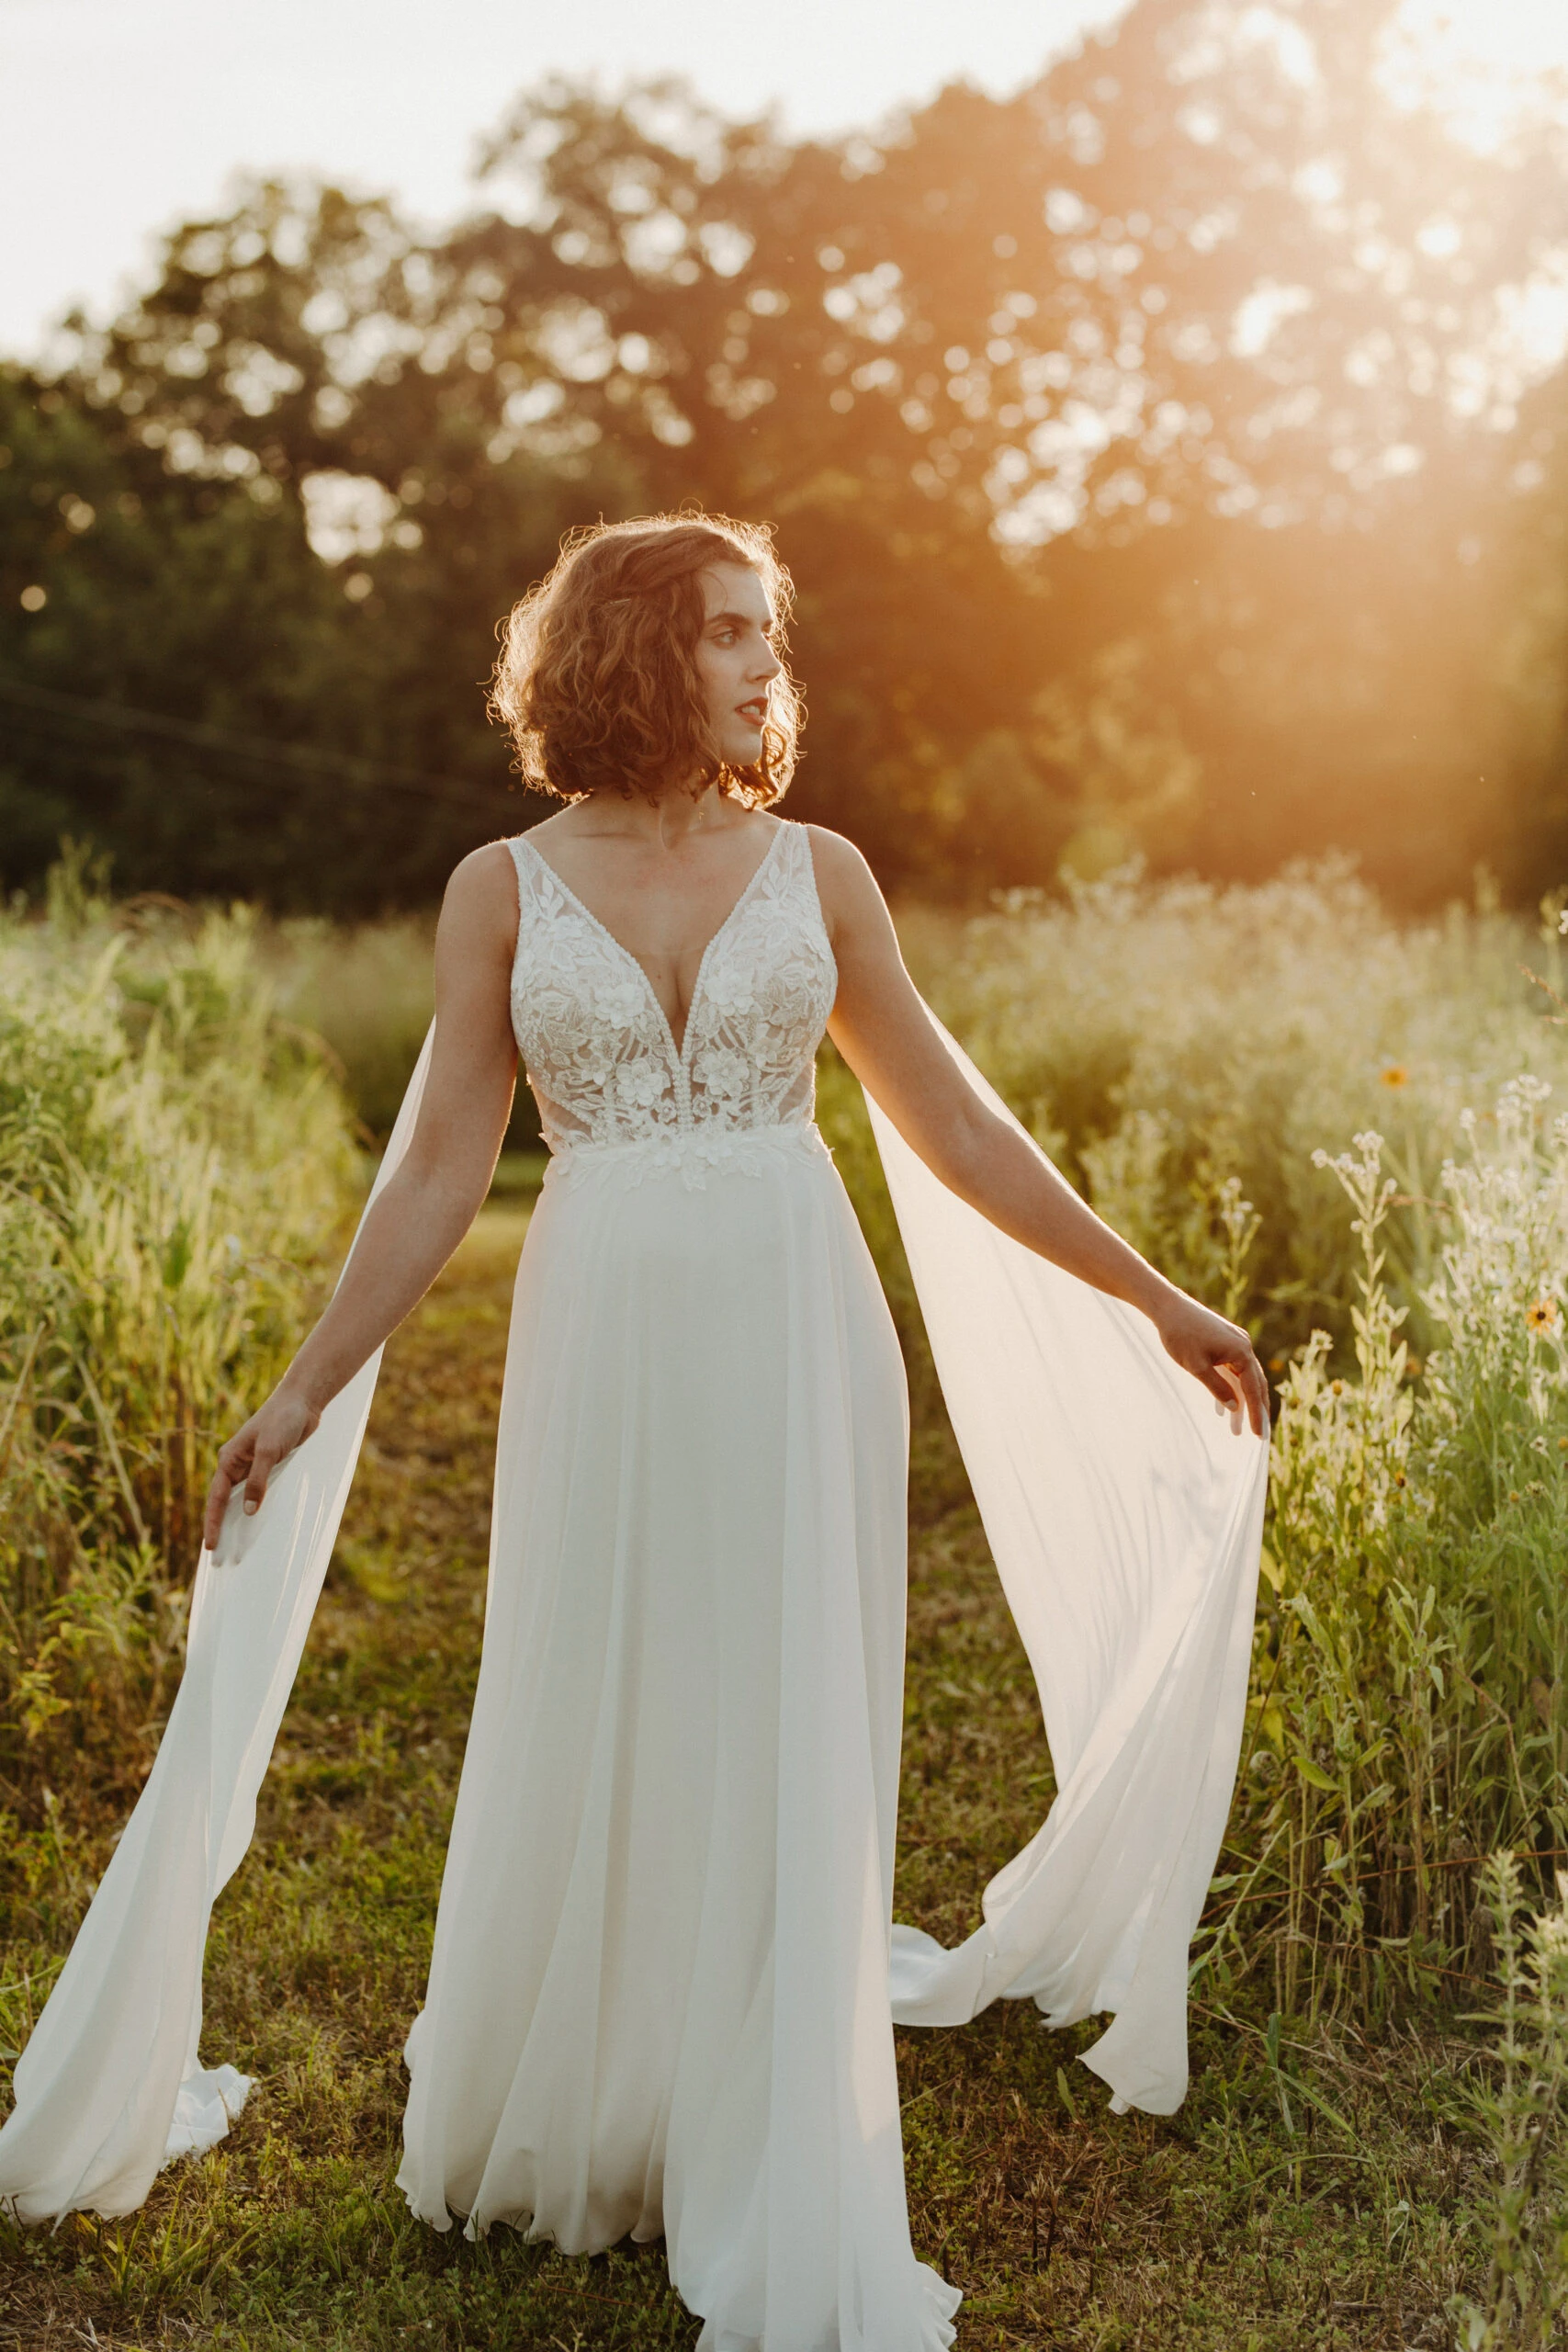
[202,1385,321,1553]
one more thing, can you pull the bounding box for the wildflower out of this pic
[1330,1378,1345,1396]
[1527,1299,1560,1334]
[1379,1064,1409,1089]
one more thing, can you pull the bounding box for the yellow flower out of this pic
[1379,1064,1409,1089]
[1527,1299,1560,1334]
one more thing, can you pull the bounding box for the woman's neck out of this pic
[563,781,745,853]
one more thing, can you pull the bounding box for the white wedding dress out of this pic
[0,817,1268,2352]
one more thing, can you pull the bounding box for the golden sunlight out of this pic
[1386,0,1568,150]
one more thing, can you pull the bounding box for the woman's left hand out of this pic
[1153,1293,1271,1437]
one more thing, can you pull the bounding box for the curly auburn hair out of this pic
[489,513,802,807]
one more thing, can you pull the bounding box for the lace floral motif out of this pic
[508,823,838,1177]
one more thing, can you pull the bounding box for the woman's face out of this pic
[694,562,783,770]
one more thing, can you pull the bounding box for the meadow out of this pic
[3,856,1568,2348]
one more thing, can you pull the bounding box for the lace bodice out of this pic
[507,820,838,1171]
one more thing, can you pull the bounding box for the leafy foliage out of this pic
[6,1,1568,906]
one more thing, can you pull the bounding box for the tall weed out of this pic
[1456,1854,1568,2349]
[1202,1080,1568,2015]
[262,914,434,1141]
[0,860,355,1824]
[935,859,1568,1369]
[869,865,1568,2009]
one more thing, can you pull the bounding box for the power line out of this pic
[0,676,514,817]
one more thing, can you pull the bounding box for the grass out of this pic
[0,863,358,1825]
[0,1204,1506,2350]
[262,910,542,1156]
[7,858,1568,2343]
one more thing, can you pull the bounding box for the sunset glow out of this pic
[1384,0,1568,148]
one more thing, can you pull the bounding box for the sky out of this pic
[0,0,1130,359]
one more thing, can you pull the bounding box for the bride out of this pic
[0,514,1269,2348]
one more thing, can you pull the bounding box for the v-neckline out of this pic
[520,821,786,1061]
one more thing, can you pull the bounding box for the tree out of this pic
[6,0,1567,906]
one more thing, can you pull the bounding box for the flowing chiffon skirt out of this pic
[0,1001,1266,2352]
[396,1125,961,2348]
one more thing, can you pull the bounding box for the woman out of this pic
[0,514,1268,2347]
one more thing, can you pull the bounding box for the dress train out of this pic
[0,824,1264,2350]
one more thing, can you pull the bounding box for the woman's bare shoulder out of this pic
[801,823,882,905]
[448,837,523,892]
[436,840,524,955]
[798,826,898,960]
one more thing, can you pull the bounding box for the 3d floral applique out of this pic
[509,827,837,1170]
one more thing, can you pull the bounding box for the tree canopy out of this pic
[4,0,1567,910]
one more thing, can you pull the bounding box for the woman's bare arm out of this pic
[202,844,521,1544]
[811,827,1269,1435]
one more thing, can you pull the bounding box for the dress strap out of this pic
[783,819,835,978]
[505,831,544,907]
[505,834,570,963]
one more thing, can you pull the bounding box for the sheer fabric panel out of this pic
[870,1021,1268,2114]
[0,1032,434,2220]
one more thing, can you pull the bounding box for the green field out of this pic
[4,862,1568,2347]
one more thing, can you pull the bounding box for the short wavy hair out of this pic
[489,513,802,807]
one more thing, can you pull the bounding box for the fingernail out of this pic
[244,1499,258,1515]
